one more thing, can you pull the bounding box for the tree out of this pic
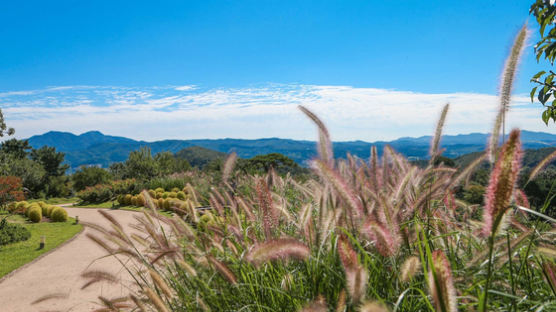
[122,147,159,181]
[72,166,112,192]
[237,153,308,176]
[30,146,69,177]
[155,151,191,176]
[29,146,70,197]
[0,109,15,138]
[530,0,556,124]
[0,176,24,209]
[0,138,32,159]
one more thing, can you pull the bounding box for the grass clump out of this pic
[75,24,556,311]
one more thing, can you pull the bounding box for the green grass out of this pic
[0,214,83,278]
[28,197,78,205]
[73,201,173,216]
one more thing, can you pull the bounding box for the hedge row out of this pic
[7,201,69,223]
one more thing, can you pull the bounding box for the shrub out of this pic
[15,201,27,213]
[162,192,169,199]
[168,191,177,198]
[28,207,42,223]
[155,187,164,193]
[136,194,145,207]
[157,198,165,209]
[0,219,31,245]
[148,189,156,198]
[0,176,24,209]
[177,191,186,200]
[156,192,163,199]
[162,198,171,210]
[50,207,68,222]
[25,204,40,218]
[40,203,50,216]
[77,184,113,203]
[45,205,55,217]
[130,196,138,206]
[7,201,17,213]
[171,187,180,193]
[117,194,125,205]
[124,194,132,205]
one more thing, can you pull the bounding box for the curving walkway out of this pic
[0,207,141,312]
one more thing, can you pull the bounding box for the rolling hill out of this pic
[25,130,556,170]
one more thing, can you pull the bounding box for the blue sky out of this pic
[0,1,554,141]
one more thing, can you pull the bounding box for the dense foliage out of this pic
[530,0,556,124]
[71,166,112,192]
[0,218,30,246]
[0,176,24,209]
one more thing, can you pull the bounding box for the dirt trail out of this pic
[0,207,141,312]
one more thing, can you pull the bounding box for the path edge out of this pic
[0,223,85,284]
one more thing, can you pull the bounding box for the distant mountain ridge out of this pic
[26,130,556,170]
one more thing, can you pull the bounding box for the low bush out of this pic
[130,196,137,206]
[77,184,113,203]
[117,194,125,205]
[15,201,27,214]
[176,191,186,200]
[162,198,171,210]
[45,205,55,217]
[136,194,145,207]
[124,194,132,205]
[28,207,42,223]
[25,204,40,218]
[50,207,68,222]
[0,219,31,245]
[157,198,164,209]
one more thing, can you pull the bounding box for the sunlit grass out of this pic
[0,215,82,278]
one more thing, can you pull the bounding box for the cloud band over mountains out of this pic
[0,84,552,142]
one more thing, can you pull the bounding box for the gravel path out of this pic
[0,207,142,312]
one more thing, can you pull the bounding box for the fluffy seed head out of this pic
[428,250,457,312]
[483,129,522,237]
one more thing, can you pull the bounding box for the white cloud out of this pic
[0,84,553,142]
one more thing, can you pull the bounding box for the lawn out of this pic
[28,197,79,205]
[0,214,83,278]
[73,201,173,216]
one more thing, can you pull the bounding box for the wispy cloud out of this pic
[0,84,552,142]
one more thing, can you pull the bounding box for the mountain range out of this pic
[26,130,556,170]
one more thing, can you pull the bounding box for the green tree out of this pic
[0,138,32,159]
[0,108,15,138]
[30,146,69,177]
[155,151,191,176]
[122,147,159,181]
[530,0,556,124]
[29,146,70,197]
[72,166,112,192]
[237,153,308,176]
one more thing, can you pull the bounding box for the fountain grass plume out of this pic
[489,24,529,163]
[245,237,310,266]
[528,149,556,182]
[338,235,368,303]
[222,152,237,182]
[299,105,334,167]
[428,250,457,312]
[430,103,450,162]
[483,129,523,237]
